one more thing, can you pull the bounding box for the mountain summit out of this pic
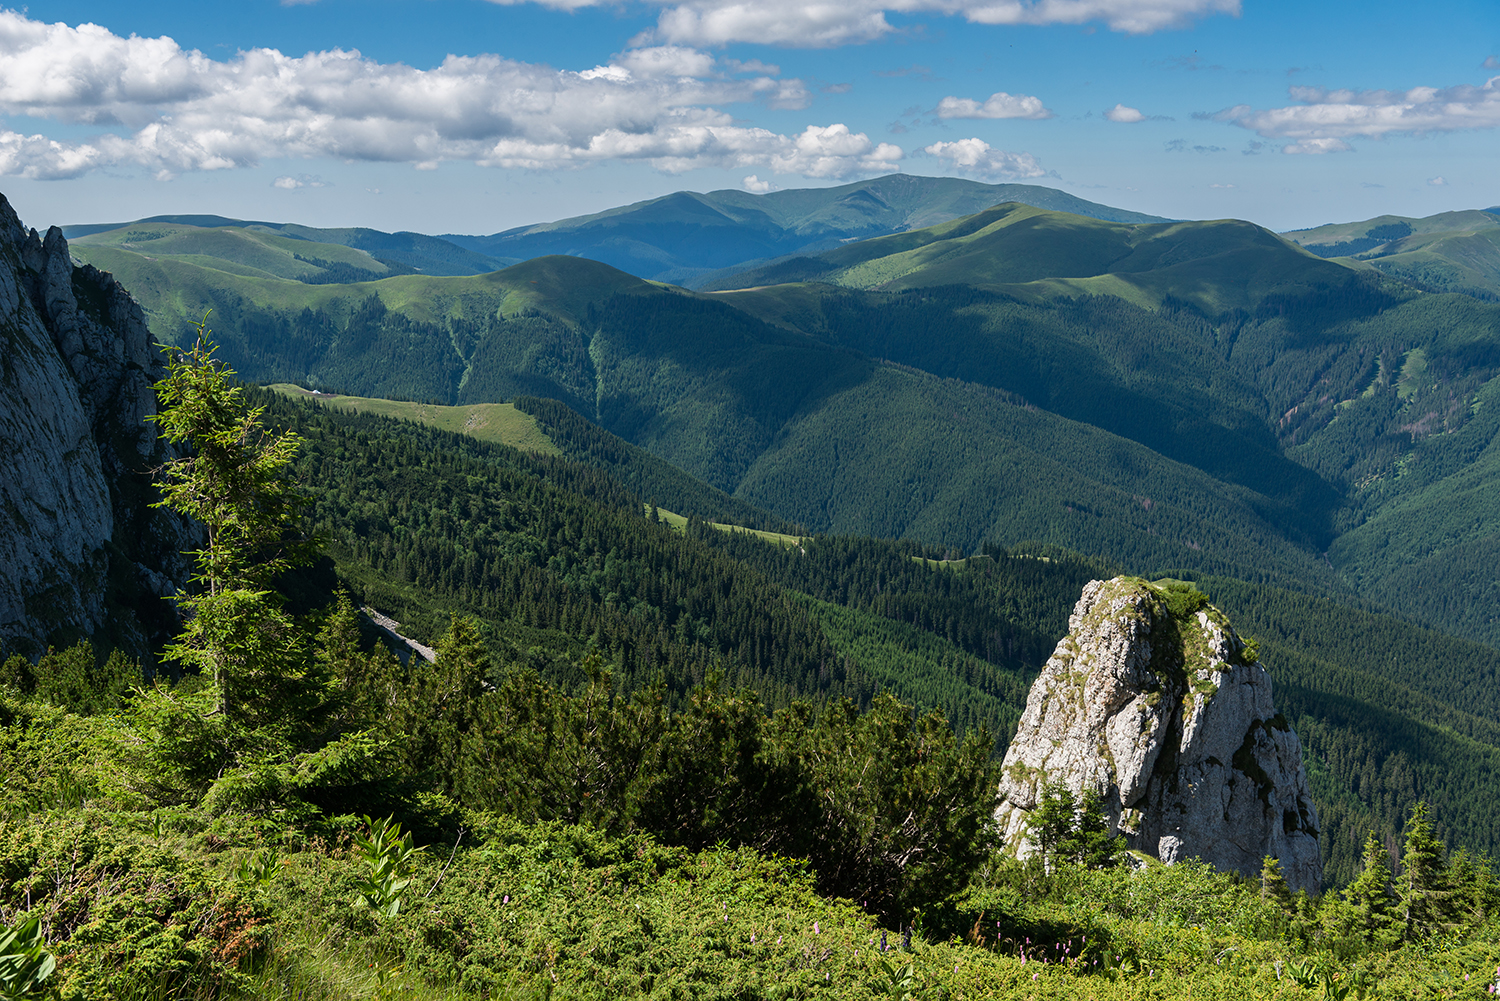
[441,176,1169,286]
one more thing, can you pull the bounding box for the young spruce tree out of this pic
[149,329,325,744]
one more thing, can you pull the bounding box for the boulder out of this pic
[995,576,1322,893]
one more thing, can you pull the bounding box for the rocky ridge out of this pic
[995,576,1322,892]
[0,191,193,660]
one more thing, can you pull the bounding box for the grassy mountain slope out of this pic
[265,385,562,453]
[442,176,1168,285]
[67,215,512,278]
[1285,209,1500,300]
[714,202,1360,317]
[72,222,414,282]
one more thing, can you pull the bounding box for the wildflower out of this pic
[777,936,783,945]
[503,895,509,905]
[1032,973,1038,981]
[814,921,820,934]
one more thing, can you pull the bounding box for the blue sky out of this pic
[0,0,1495,235]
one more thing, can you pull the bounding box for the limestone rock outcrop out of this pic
[0,191,194,659]
[995,576,1322,893]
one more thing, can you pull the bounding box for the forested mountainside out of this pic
[65,200,1500,647]
[256,392,1500,887]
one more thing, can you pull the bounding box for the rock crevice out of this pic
[995,576,1321,893]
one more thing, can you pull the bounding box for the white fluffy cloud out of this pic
[936,91,1052,120]
[547,0,1239,48]
[922,138,1044,179]
[1215,78,1500,152]
[0,11,895,181]
[1104,103,1145,123]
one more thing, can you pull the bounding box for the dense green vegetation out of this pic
[7,340,1500,999]
[233,388,1500,887]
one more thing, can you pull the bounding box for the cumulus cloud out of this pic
[935,91,1052,120]
[1212,78,1500,152]
[1105,103,1145,122]
[617,0,1241,47]
[0,10,894,181]
[273,174,327,189]
[1484,56,1500,70]
[742,174,774,192]
[1428,175,1448,186]
[922,138,1045,179]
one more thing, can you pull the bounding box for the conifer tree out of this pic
[400,615,491,790]
[149,327,326,740]
[1028,782,1077,867]
[1348,832,1401,943]
[1061,789,1123,870]
[1260,856,1294,915]
[1399,801,1457,939]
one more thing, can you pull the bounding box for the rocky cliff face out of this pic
[0,191,193,660]
[995,576,1322,893]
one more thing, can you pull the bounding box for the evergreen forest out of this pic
[6,339,1500,999]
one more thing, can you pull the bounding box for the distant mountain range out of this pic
[63,181,1500,307]
[438,175,1170,286]
[64,194,1500,653]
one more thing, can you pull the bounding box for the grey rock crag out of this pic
[0,190,194,659]
[995,576,1322,892]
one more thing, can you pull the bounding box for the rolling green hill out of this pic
[442,175,1169,286]
[710,201,1362,317]
[66,215,513,279]
[1284,209,1500,300]
[72,222,419,283]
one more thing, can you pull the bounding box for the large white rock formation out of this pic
[995,576,1322,893]
[0,192,194,659]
